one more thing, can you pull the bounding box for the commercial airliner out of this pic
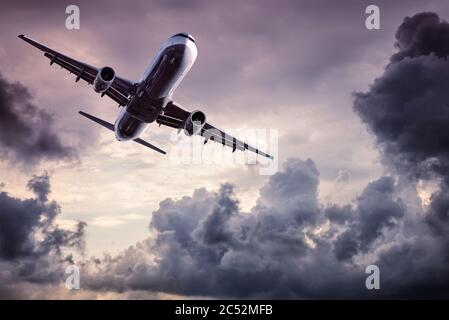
[19,33,273,159]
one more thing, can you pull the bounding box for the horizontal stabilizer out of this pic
[79,111,114,131]
[78,111,166,155]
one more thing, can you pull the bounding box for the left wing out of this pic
[18,34,135,106]
[158,102,274,159]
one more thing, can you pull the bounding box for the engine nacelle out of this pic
[93,66,115,93]
[183,110,206,136]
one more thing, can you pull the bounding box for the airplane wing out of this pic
[157,101,274,159]
[18,34,135,107]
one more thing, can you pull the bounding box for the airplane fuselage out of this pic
[114,33,197,141]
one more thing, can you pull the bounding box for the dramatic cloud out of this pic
[354,12,449,245]
[0,173,86,297]
[75,157,441,298]
[333,177,405,261]
[83,159,354,298]
[0,159,443,299]
[354,12,449,183]
[0,73,76,166]
[351,12,449,297]
[391,12,449,62]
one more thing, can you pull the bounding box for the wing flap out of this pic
[156,114,183,129]
[104,88,130,107]
[201,125,273,159]
[44,52,96,84]
[163,101,190,120]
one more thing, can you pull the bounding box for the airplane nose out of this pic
[172,32,196,43]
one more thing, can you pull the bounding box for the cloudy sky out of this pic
[1,0,449,299]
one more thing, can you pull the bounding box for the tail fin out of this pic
[78,111,166,155]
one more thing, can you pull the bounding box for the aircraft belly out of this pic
[115,110,148,141]
[126,95,166,123]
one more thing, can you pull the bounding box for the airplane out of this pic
[18,33,273,159]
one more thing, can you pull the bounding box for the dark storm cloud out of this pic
[391,12,449,62]
[324,204,352,224]
[354,12,449,247]
[0,73,76,166]
[26,172,51,203]
[0,174,86,296]
[426,189,449,234]
[354,12,449,183]
[334,177,405,261]
[348,11,449,297]
[85,159,338,298]
[81,158,439,299]
[198,183,238,246]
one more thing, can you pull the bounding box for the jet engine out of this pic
[183,110,206,136]
[93,66,115,93]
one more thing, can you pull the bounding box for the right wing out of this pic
[158,101,274,159]
[19,34,135,107]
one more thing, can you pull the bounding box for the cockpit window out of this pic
[172,33,196,43]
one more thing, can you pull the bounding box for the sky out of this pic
[1,0,449,299]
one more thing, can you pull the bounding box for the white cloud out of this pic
[89,214,147,228]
